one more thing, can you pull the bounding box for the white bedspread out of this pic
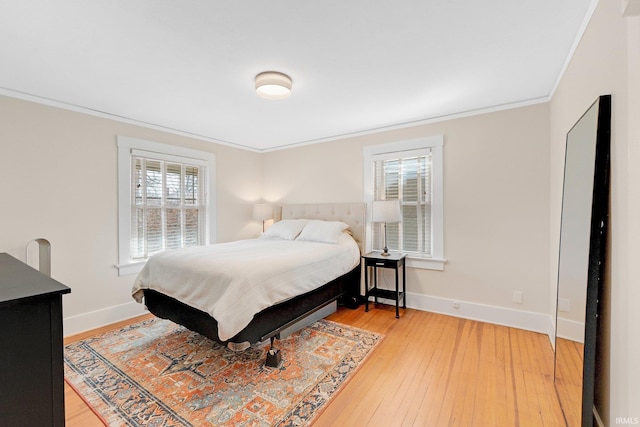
[132,234,360,341]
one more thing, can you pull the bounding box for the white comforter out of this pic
[132,234,360,341]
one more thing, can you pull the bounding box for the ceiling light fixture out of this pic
[255,71,292,100]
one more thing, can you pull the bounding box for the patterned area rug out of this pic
[64,317,381,426]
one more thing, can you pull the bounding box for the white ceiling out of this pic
[0,0,595,152]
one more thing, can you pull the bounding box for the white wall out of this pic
[550,0,640,423]
[0,95,263,333]
[264,103,552,332]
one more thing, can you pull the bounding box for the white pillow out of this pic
[296,220,349,244]
[262,219,308,240]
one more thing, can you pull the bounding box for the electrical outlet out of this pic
[512,291,523,304]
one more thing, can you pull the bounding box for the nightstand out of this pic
[362,252,406,318]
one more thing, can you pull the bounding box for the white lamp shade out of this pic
[252,203,273,221]
[372,200,402,223]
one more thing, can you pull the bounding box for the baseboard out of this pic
[63,301,147,337]
[556,317,585,343]
[371,292,556,340]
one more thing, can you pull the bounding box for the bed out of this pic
[132,202,365,351]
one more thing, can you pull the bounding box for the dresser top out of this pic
[0,253,70,304]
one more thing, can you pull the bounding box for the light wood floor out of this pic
[553,338,584,427]
[64,305,571,427]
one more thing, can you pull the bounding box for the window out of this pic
[364,136,445,270]
[131,156,204,259]
[117,136,216,275]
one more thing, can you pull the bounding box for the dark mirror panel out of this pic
[554,95,610,427]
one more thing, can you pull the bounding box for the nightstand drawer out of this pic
[366,258,396,268]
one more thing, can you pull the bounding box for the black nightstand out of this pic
[362,252,406,318]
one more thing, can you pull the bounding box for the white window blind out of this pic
[130,155,206,260]
[372,149,433,257]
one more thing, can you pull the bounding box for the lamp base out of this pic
[381,222,391,256]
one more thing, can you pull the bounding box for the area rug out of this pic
[64,317,382,426]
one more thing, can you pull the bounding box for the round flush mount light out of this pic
[255,71,292,100]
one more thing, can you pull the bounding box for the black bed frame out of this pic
[143,264,361,347]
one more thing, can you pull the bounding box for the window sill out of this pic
[115,261,146,276]
[406,256,446,271]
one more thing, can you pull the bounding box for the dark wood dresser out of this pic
[0,253,71,426]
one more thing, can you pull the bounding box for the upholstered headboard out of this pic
[278,203,366,254]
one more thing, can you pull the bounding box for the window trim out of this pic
[363,135,445,270]
[116,136,216,276]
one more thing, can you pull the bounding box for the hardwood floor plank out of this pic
[64,383,105,427]
[472,322,498,427]
[369,310,429,421]
[555,338,584,426]
[394,314,447,426]
[415,315,463,426]
[492,324,517,427]
[65,307,570,427]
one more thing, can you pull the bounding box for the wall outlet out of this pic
[512,291,523,304]
[453,301,460,309]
